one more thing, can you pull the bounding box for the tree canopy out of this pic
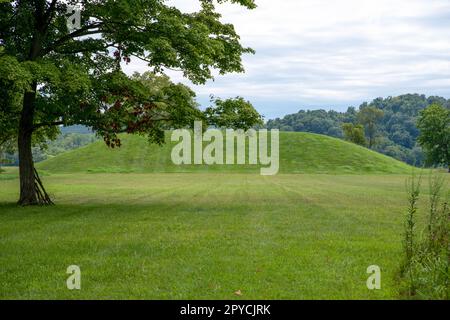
[266,94,450,166]
[0,0,260,205]
[342,123,366,146]
[417,103,450,171]
[357,106,384,149]
[0,0,258,141]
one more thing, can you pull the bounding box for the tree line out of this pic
[2,93,448,172]
[266,94,450,169]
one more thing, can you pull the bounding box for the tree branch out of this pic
[42,0,58,32]
[45,22,103,54]
[33,121,65,130]
[130,54,183,72]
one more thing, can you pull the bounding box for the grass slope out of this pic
[0,132,422,299]
[38,132,411,174]
[0,173,435,299]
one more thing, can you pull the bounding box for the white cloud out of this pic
[126,0,450,118]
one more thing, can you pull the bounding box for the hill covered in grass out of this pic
[37,132,412,174]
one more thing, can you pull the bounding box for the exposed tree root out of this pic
[33,168,54,205]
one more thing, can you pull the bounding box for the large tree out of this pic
[0,0,259,205]
[417,103,450,172]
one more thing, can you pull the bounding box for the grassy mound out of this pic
[37,132,411,174]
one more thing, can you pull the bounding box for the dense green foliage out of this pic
[0,0,259,204]
[36,132,411,174]
[401,173,449,299]
[0,0,257,143]
[0,138,15,167]
[357,106,384,148]
[417,104,450,171]
[205,96,263,130]
[266,94,450,165]
[342,123,366,146]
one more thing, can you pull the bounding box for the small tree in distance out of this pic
[342,123,366,146]
[417,103,450,172]
[205,97,263,130]
[357,106,384,149]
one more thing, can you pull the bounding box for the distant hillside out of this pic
[1,125,96,166]
[60,125,93,134]
[2,132,98,166]
[38,132,411,174]
[266,94,450,165]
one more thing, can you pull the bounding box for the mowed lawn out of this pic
[0,171,439,299]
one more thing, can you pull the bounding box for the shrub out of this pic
[400,172,449,299]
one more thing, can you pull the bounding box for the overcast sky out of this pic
[123,0,450,119]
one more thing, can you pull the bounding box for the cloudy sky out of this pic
[123,0,450,119]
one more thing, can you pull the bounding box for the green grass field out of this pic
[0,132,445,299]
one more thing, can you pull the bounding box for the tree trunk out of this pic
[18,88,38,205]
[17,85,53,206]
[16,5,54,205]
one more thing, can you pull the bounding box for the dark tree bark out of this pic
[17,83,53,206]
[17,4,54,206]
[18,86,38,205]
